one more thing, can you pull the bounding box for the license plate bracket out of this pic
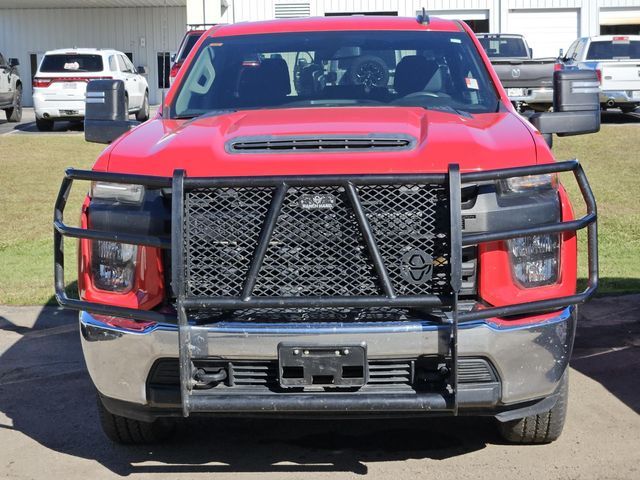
[278,343,368,388]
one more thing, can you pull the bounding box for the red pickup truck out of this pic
[54,15,600,445]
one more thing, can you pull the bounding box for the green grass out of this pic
[0,136,102,305]
[0,126,638,305]
[555,126,640,295]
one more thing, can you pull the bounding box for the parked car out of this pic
[54,15,600,445]
[32,48,150,131]
[477,33,558,111]
[169,26,211,85]
[561,35,640,113]
[0,51,22,122]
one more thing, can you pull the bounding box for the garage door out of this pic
[507,9,580,58]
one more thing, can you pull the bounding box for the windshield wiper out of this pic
[174,109,237,120]
[427,105,474,118]
[280,99,385,108]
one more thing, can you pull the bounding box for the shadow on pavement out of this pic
[1,289,638,475]
[14,120,84,133]
[571,292,640,414]
[600,109,640,124]
[0,301,490,476]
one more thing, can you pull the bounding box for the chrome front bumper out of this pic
[80,307,576,410]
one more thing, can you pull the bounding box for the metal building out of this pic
[1,0,640,106]
[0,1,187,106]
[213,1,640,58]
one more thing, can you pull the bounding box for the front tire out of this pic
[97,396,174,444]
[4,85,22,122]
[35,117,54,131]
[497,371,569,444]
[136,91,150,122]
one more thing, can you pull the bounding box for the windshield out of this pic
[586,39,640,60]
[477,36,529,58]
[172,30,500,118]
[40,54,103,73]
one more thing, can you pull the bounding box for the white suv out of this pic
[33,48,150,131]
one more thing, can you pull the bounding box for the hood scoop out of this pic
[227,134,416,154]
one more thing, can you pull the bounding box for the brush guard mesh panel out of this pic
[183,184,450,303]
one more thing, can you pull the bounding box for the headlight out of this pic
[501,174,557,194]
[91,182,145,204]
[91,241,137,292]
[508,234,559,287]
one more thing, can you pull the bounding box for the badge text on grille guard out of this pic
[299,193,337,210]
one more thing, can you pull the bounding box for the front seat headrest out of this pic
[237,57,291,105]
[394,55,439,96]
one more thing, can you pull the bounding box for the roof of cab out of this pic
[209,15,463,38]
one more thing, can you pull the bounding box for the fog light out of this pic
[508,235,559,287]
[91,241,137,292]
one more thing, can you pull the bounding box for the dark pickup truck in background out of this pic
[477,33,558,112]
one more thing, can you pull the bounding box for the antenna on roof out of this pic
[416,7,430,25]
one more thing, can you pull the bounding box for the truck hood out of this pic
[104,107,538,177]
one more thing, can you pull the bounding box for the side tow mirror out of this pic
[137,66,147,75]
[8,58,19,67]
[85,79,138,144]
[529,70,600,144]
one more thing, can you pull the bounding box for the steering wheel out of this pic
[348,55,389,89]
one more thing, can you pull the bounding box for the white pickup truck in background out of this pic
[562,35,640,113]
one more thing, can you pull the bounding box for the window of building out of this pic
[30,53,38,79]
[157,52,171,88]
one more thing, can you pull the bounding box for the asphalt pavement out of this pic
[0,295,638,479]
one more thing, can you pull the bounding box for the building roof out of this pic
[211,15,463,38]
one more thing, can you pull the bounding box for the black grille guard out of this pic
[54,160,598,324]
[54,160,597,416]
